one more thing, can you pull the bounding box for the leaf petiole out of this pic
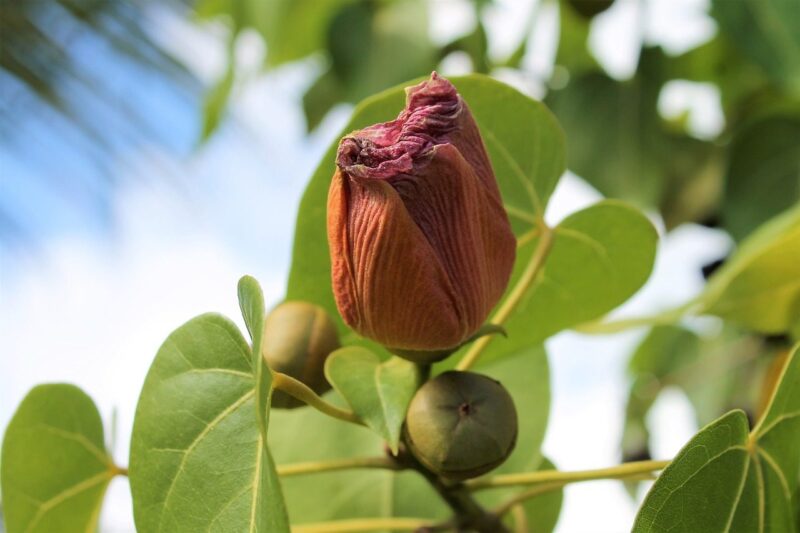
[277,456,401,477]
[457,222,554,371]
[467,459,671,491]
[272,371,364,426]
[291,517,434,533]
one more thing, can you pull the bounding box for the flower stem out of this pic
[277,456,400,477]
[467,459,671,491]
[272,372,363,426]
[291,517,433,533]
[457,223,554,371]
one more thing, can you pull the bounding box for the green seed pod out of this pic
[404,371,517,480]
[262,301,340,409]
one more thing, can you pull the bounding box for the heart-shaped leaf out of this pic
[633,343,800,532]
[129,313,290,532]
[324,347,420,454]
[1,384,116,533]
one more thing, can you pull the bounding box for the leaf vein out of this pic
[32,425,110,465]
[24,470,113,533]
[156,389,255,532]
[755,411,800,439]
[756,448,792,501]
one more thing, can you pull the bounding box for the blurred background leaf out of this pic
[711,0,800,93]
[720,110,800,242]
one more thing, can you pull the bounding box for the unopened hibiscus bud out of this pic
[327,73,516,360]
[404,371,518,480]
[262,301,340,409]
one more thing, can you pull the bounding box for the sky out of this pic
[0,0,731,530]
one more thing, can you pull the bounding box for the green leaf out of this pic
[633,344,800,532]
[667,35,769,115]
[712,0,800,92]
[469,200,657,366]
[302,69,344,132]
[546,60,664,207]
[721,111,800,242]
[546,48,724,228]
[262,0,353,68]
[287,73,566,342]
[237,275,273,433]
[701,205,800,334]
[324,348,420,454]
[271,345,550,524]
[1,384,115,533]
[327,0,436,107]
[555,0,601,75]
[129,313,289,532]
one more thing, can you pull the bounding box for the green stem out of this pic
[291,517,433,533]
[277,457,400,477]
[272,372,363,426]
[457,223,554,371]
[467,459,671,490]
[510,504,528,533]
[493,481,566,518]
[573,301,699,334]
[396,444,510,533]
[493,469,661,519]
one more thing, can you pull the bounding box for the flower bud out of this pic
[261,301,340,409]
[404,371,517,480]
[327,73,516,359]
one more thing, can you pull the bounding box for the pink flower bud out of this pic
[327,73,516,358]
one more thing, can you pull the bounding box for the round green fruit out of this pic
[262,301,340,408]
[404,371,518,480]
